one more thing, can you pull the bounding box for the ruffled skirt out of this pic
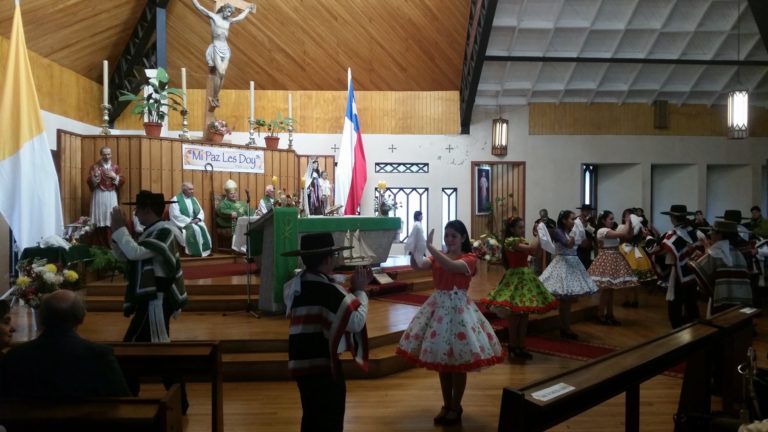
[588,248,639,290]
[619,244,657,282]
[481,267,559,316]
[540,255,599,298]
[396,288,504,372]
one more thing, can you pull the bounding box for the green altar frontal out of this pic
[254,208,401,314]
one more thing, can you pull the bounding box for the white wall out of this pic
[651,165,699,233]
[596,164,642,217]
[706,165,752,223]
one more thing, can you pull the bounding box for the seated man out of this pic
[170,181,212,257]
[216,179,253,230]
[689,220,752,313]
[257,185,275,216]
[0,290,131,398]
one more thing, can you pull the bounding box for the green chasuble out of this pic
[216,199,251,228]
[175,193,212,257]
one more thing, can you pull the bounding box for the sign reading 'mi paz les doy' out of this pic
[182,143,265,173]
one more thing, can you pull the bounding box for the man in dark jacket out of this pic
[0,290,130,398]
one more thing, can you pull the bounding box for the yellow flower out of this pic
[63,270,79,283]
[16,275,31,287]
[44,264,58,273]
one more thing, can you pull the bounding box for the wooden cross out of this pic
[445,144,455,153]
[388,144,398,153]
[214,0,254,11]
[331,144,340,153]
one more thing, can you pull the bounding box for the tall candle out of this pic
[288,93,292,118]
[102,60,108,106]
[250,81,255,120]
[181,67,187,108]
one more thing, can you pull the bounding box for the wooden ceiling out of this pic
[0,0,469,91]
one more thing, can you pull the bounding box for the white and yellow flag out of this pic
[0,3,63,249]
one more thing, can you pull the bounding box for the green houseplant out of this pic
[255,113,294,150]
[117,67,184,137]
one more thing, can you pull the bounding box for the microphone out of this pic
[245,189,251,203]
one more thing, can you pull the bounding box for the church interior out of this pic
[2,0,768,430]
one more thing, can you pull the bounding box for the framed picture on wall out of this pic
[475,165,491,215]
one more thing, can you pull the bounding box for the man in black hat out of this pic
[109,190,189,410]
[689,221,751,312]
[651,204,706,328]
[716,210,761,304]
[282,232,372,432]
[575,204,597,269]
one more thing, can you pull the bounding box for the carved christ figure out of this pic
[192,0,256,108]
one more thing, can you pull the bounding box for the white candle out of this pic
[288,93,292,118]
[102,60,108,106]
[181,67,187,108]
[249,81,255,119]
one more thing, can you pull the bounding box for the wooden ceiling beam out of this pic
[459,0,499,134]
[749,0,768,53]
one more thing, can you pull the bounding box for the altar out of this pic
[249,208,401,314]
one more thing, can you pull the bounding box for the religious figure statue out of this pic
[303,159,323,216]
[87,146,125,247]
[192,0,256,109]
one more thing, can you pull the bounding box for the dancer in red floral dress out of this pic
[396,220,504,425]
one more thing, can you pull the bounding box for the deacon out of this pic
[87,146,124,246]
[110,191,189,412]
[170,182,212,257]
[282,233,372,432]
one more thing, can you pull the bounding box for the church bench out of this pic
[498,306,761,432]
[0,383,182,432]
[111,341,223,432]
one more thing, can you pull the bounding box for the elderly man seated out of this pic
[216,179,254,230]
[170,181,212,257]
[0,290,130,398]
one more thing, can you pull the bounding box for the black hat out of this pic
[660,204,695,216]
[716,209,750,222]
[711,220,740,234]
[281,232,353,257]
[577,204,593,211]
[122,190,176,206]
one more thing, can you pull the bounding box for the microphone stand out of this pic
[226,190,260,319]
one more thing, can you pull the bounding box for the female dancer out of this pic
[618,208,656,307]
[482,217,558,360]
[540,210,598,340]
[396,220,504,425]
[587,210,638,324]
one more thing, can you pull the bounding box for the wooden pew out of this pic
[498,306,761,432]
[0,383,182,432]
[111,341,223,432]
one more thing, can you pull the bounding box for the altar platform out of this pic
[11,261,598,381]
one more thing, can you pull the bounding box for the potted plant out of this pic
[207,119,232,143]
[117,67,184,137]
[255,113,294,150]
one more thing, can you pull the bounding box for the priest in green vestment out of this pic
[170,182,212,257]
[216,179,253,229]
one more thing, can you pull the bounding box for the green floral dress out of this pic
[481,237,559,316]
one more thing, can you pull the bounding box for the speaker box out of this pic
[654,100,669,129]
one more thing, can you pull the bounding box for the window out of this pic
[376,187,428,242]
[374,163,429,174]
[442,188,458,245]
[582,164,597,209]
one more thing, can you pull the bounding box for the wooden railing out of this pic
[498,306,761,432]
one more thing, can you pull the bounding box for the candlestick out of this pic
[250,81,255,120]
[181,67,187,108]
[100,104,111,135]
[247,117,256,146]
[102,60,109,106]
[179,108,190,140]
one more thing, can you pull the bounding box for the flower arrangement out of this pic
[471,234,501,263]
[64,216,94,244]
[3,258,80,308]
[374,191,400,216]
[273,189,302,209]
[208,119,232,135]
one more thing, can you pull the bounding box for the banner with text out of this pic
[182,144,265,173]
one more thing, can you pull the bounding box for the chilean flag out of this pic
[335,68,367,215]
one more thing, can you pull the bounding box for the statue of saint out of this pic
[192,0,256,108]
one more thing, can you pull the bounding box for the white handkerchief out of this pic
[538,223,556,254]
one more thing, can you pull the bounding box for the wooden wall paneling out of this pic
[172,142,183,195]
[287,151,296,195]
[128,138,142,213]
[470,161,526,239]
[70,134,83,223]
[81,138,96,220]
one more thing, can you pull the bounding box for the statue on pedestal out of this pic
[192,0,256,110]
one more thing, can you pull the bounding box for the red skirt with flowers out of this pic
[396,287,504,372]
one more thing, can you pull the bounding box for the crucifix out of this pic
[445,144,455,153]
[331,143,340,153]
[388,144,398,153]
